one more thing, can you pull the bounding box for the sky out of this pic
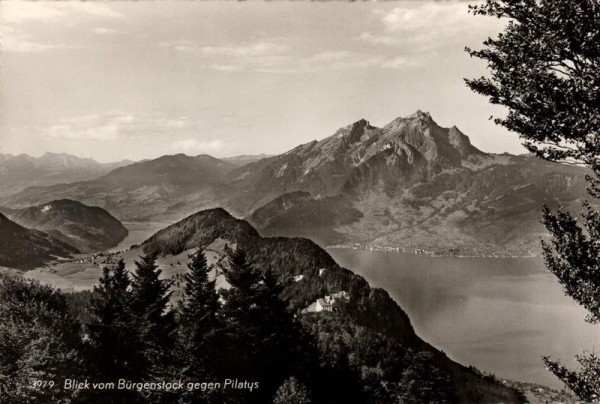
[0,1,522,163]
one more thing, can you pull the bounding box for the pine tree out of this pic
[220,246,304,402]
[219,247,264,378]
[177,249,222,401]
[88,259,135,378]
[86,259,141,403]
[130,253,176,380]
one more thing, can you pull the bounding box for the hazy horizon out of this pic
[1,108,533,164]
[1,1,522,163]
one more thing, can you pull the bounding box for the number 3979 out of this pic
[32,380,55,388]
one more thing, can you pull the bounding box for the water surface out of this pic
[107,221,171,253]
[327,249,600,388]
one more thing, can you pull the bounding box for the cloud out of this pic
[91,27,121,35]
[250,51,401,74]
[162,38,408,73]
[352,2,507,68]
[0,25,70,53]
[380,57,406,69]
[379,6,435,33]
[2,2,124,24]
[163,39,287,57]
[358,32,398,46]
[309,51,352,62]
[373,3,505,46]
[68,3,125,20]
[0,3,65,24]
[1,2,125,52]
[199,41,287,57]
[171,139,224,154]
[45,112,202,141]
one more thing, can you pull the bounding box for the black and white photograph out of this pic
[0,1,599,403]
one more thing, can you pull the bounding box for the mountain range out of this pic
[1,111,590,255]
[224,111,487,213]
[1,154,234,221]
[0,152,131,195]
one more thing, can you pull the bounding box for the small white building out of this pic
[315,298,333,312]
[302,290,350,313]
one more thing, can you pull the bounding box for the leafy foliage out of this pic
[543,352,600,402]
[0,274,82,403]
[465,0,600,175]
[542,205,600,324]
[301,313,453,403]
[396,351,452,403]
[273,377,311,404]
[64,289,94,325]
[466,0,600,399]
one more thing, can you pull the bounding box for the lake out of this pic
[107,221,172,253]
[327,249,600,388]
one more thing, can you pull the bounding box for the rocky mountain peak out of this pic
[409,110,433,121]
[340,118,375,145]
[377,111,486,161]
[384,110,437,133]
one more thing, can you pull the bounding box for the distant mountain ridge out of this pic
[1,199,128,253]
[1,112,592,255]
[222,153,273,166]
[0,152,132,195]
[1,154,235,221]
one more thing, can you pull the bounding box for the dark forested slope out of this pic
[0,213,78,269]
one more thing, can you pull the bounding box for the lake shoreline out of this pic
[326,244,540,259]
